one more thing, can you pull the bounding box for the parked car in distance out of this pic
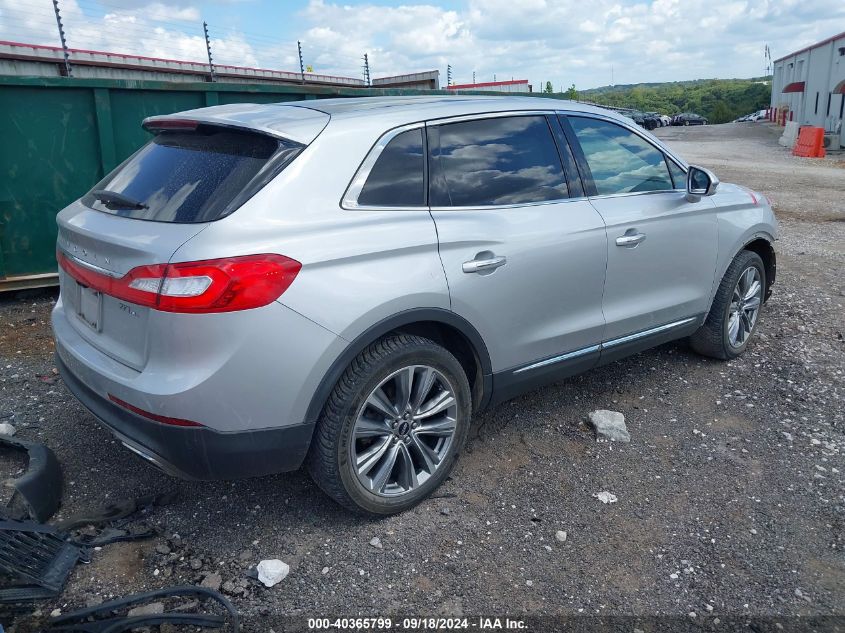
[643,112,663,130]
[735,110,767,123]
[52,96,778,515]
[673,112,708,126]
[621,109,661,131]
[660,114,672,127]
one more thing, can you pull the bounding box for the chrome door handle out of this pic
[462,255,507,274]
[616,232,646,247]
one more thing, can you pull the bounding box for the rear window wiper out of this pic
[91,189,149,210]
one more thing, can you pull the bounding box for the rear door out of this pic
[57,122,304,370]
[428,113,607,394]
[562,114,718,347]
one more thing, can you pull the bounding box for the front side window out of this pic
[568,117,674,196]
[667,159,687,189]
[357,128,425,206]
[430,115,568,207]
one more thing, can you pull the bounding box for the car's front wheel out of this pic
[690,250,766,360]
[308,334,471,515]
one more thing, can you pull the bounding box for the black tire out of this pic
[690,250,766,360]
[307,334,471,515]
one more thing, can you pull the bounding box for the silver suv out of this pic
[52,96,778,514]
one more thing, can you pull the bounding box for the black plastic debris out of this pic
[0,436,62,523]
[47,585,240,632]
[0,519,83,602]
[54,490,176,532]
[69,524,157,548]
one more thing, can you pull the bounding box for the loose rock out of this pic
[257,559,290,587]
[0,422,16,436]
[588,410,630,442]
[200,573,222,592]
[593,491,618,504]
[127,602,164,617]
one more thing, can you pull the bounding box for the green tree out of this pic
[710,101,733,124]
[564,83,578,100]
[543,81,554,94]
[578,77,771,123]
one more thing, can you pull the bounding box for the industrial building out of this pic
[447,79,531,93]
[372,71,440,90]
[770,30,845,150]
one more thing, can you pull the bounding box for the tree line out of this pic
[553,77,772,124]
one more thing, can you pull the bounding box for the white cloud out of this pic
[1,0,844,88]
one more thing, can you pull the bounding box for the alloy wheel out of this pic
[728,266,762,348]
[350,365,459,497]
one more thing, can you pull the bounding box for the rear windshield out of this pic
[83,126,301,223]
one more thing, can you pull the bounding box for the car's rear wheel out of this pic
[307,334,471,515]
[690,250,766,360]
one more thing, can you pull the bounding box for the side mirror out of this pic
[686,165,719,199]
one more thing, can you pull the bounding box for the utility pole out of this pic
[363,53,370,86]
[472,70,475,84]
[447,64,452,86]
[203,21,215,82]
[298,40,305,84]
[51,0,72,77]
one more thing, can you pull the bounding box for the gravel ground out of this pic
[1,122,843,631]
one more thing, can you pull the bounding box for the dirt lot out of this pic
[1,122,843,631]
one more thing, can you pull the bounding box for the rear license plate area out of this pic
[77,285,102,332]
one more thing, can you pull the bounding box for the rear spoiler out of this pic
[142,103,330,145]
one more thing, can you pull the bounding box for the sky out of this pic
[2,0,844,90]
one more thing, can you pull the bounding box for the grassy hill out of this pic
[573,77,772,124]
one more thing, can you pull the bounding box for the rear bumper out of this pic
[57,352,314,480]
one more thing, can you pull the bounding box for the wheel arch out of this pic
[742,236,777,300]
[304,309,493,426]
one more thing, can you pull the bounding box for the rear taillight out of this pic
[58,252,301,313]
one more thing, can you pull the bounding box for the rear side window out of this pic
[568,117,674,195]
[357,128,425,206]
[430,115,568,207]
[83,127,300,223]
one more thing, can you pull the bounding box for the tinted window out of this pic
[568,117,673,195]
[431,116,568,206]
[83,128,296,223]
[358,128,425,206]
[667,159,687,189]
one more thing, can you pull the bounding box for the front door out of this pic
[563,114,718,344]
[427,113,607,398]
